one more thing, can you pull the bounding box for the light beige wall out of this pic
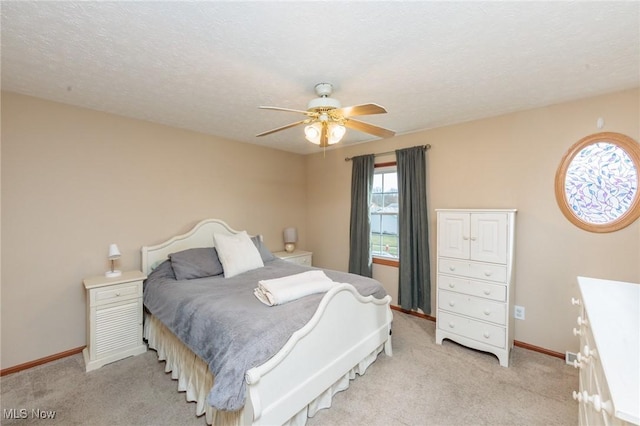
[306,88,640,354]
[0,92,307,369]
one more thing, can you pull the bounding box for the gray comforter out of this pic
[143,258,387,412]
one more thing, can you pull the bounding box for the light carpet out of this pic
[0,312,578,425]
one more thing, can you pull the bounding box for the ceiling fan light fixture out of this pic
[329,124,346,144]
[304,122,346,145]
[257,82,395,147]
[304,123,322,144]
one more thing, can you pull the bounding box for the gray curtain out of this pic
[396,146,431,313]
[348,154,375,277]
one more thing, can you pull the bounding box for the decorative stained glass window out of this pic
[555,132,640,233]
[565,142,637,223]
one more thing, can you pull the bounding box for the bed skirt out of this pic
[143,312,384,425]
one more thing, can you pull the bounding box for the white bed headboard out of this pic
[141,218,242,275]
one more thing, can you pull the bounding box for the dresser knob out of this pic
[572,327,582,337]
[571,297,581,306]
[483,290,491,295]
[572,390,585,402]
[448,283,455,288]
[470,236,477,241]
[463,236,469,241]
[577,316,588,327]
[581,392,613,415]
[576,353,590,365]
[484,271,492,277]
[116,292,121,297]
[483,309,491,316]
[449,266,456,271]
[583,345,597,359]
[448,322,455,329]
[594,396,613,415]
[448,301,455,307]
[483,332,490,339]
[573,352,589,368]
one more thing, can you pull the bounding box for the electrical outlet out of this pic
[566,351,577,365]
[514,305,525,320]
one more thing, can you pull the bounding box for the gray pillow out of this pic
[169,247,224,280]
[251,235,275,262]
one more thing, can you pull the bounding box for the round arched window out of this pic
[555,132,640,233]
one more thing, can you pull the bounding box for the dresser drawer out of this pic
[439,258,507,283]
[438,289,507,325]
[438,310,506,349]
[439,258,470,276]
[438,275,506,302]
[469,262,507,282]
[90,281,141,306]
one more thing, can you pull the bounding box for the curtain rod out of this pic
[344,144,431,161]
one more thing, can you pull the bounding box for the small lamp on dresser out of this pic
[283,227,297,253]
[105,243,122,277]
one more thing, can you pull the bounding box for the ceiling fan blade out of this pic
[319,122,329,148]
[344,118,395,138]
[259,106,316,116]
[256,120,306,137]
[332,103,387,118]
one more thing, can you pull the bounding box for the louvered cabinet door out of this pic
[83,271,147,372]
[94,299,141,357]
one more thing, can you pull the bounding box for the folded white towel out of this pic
[259,270,332,289]
[254,271,337,306]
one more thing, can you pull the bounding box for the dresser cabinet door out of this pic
[470,213,508,264]
[437,212,470,259]
[438,212,508,264]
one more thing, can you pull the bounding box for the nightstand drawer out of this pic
[274,250,313,267]
[91,281,141,306]
[291,255,312,266]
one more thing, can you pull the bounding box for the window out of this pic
[555,132,640,232]
[370,164,399,263]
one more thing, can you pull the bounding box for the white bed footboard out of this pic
[244,284,392,425]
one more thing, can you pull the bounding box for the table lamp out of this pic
[105,243,122,277]
[283,227,297,253]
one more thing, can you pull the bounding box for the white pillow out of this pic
[214,231,264,278]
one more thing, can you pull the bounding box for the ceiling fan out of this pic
[256,83,395,148]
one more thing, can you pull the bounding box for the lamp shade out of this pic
[304,123,346,145]
[304,123,322,144]
[283,227,298,243]
[329,124,346,143]
[108,243,121,259]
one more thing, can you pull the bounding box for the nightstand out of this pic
[274,250,313,267]
[83,270,147,372]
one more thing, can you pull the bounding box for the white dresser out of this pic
[572,276,639,426]
[435,209,516,367]
[273,250,313,267]
[83,270,147,372]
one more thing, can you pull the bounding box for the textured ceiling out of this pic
[2,1,639,154]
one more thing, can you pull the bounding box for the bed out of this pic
[141,218,393,425]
